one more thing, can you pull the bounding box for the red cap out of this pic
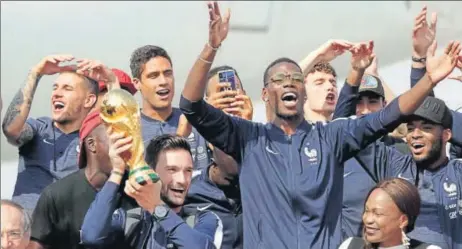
[78,111,103,168]
[99,68,137,95]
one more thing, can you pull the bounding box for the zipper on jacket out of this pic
[287,135,300,249]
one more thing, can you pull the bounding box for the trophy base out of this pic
[128,166,160,185]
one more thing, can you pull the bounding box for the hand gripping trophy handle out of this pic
[100,89,160,185]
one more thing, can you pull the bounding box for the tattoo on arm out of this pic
[2,71,42,146]
[15,124,35,147]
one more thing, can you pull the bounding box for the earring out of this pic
[401,229,410,249]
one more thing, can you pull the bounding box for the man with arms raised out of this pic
[2,54,98,213]
[26,62,137,249]
[179,2,460,248]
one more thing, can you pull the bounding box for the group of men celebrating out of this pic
[2,2,462,249]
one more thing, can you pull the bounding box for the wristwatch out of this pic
[412,56,427,63]
[152,204,169,221]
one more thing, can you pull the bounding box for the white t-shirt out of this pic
[338,237,442,249]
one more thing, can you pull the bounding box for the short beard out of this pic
[161,192,183,210]
[275,113,300,121]
[53,118,72,125]
[414,138,443,169]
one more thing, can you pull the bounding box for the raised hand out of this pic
[448,58,462,82]
[124,177,163,213]
[176,114,193,138]
[365,56,379,76]
[233,91,254,121]
[107,127,132,173]
[316,40,354,62]
[32,54,76,75]
[76,59,117,84]
[426,40,461,84]
[205,83,238,111]
[350,41,375,70]
[208,1,231,48]
[412,6,437,57]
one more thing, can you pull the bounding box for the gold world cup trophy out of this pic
[100,88,160,184]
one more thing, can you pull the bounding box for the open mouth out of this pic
[53,101,65,111]
[325,93,336,104]
[411,142,425,154]
[156,89,170,98]
[281,92,298,107]
[170,188,185,195]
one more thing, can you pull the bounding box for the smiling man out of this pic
[2,54,97,214]
[179,2,460,249]
[129,45,210,173]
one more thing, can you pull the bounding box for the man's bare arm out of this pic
[2,70,42,147]
[182,2,229,102]
[299,39,354,77]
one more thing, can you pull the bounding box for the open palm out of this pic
[317,40,353,62]
[34,54,76,75]
[426,41,461,84]
[412,6,437,57]
[208,1,231,48]
[448,60,462,82]
[350,41,375,70]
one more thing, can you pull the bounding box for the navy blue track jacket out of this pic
[183,165,243,249]
[80,181,219,249]
[180,94,405,249]
[338,66,462,248]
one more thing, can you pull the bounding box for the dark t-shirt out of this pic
[30,169,97,249]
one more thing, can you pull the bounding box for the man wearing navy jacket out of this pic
[179,2,461,249]
[81,134,220,249]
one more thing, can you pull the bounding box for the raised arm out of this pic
[333,41,375,119]
[298,39,353,77]
[81,129,131,247]
[180,2,256,161]
[410,6,437,96]
[2,55,76,147]
[327,40,461,162]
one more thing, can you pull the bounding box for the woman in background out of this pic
[339,178,441,249]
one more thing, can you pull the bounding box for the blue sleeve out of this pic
[332,82,359,119]
[157,211,216,249]
[410,67,434,96]
[179,95,258,164]
[450,110,462,147]
[354,141,414,181]
[18,117,47,150]
[80,181,120,247]
[325,98,405,163]
[194,211,223,249]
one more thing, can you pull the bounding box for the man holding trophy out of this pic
[80,88,222,249]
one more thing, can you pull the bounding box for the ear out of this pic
[443,128,452,143]
[261,87,268,102]
[84,94,97,109]
[399,214,409,230]
[133,78,141,91]
[85,137,97,154]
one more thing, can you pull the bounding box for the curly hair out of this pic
[129,45,172,79]
[307,62,337,78]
